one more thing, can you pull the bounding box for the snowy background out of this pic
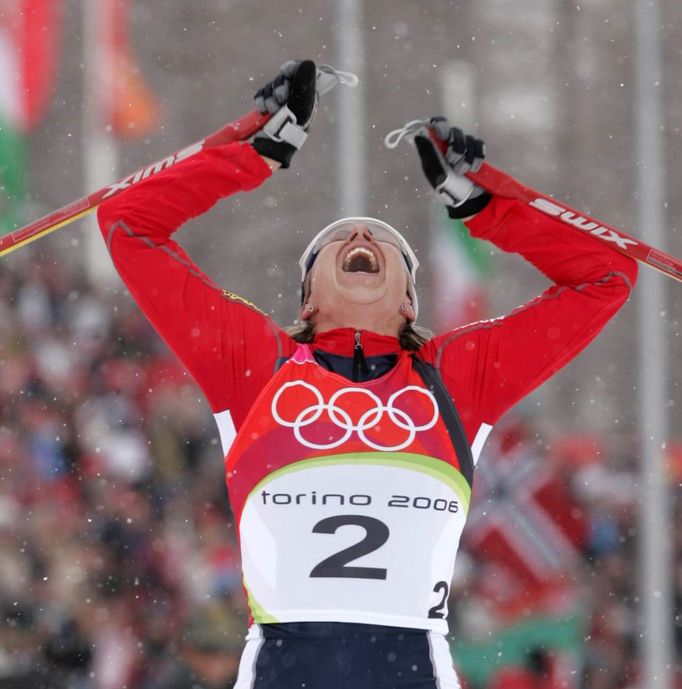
[31,0,681,431]
[1,1,681,688]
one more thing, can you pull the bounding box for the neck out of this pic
[312,310,405,338]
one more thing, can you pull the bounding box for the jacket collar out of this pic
[311,328,402,357]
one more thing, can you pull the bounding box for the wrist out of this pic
[260,155,282,172]
[447,191,492,219]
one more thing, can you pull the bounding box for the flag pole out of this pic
[82,0,118,282]
[634,1,672,687]
[335,0,366,216]
[433,60,479,331]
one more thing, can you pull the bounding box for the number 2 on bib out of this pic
[310,515,389,580]
[428,581,450,619]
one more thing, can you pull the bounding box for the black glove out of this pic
[414,117,491,219]
[252,60,317,168]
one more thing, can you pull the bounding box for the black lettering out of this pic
[261,490,270,504]
[413,497,431,509]
[310,515,389,580]
[349,494,371,506]
[272,493,292,505]
[388,495,409,508]
[428,581,450,619]
[322,494,345,506]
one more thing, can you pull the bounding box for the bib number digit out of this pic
[310,515,389,580]
[427,580,450,619]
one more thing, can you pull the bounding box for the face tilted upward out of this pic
[302,224,416,333]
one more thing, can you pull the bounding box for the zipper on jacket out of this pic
[352,330,369,382]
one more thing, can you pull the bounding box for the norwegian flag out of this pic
[463,417,588,598]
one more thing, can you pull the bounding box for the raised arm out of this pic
[414,121,637,449]
[97,61,319,428]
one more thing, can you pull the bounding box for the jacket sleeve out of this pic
[97,141,296,427]
[419,194,638,442]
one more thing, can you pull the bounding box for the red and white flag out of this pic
[0,0,63,233]
[463,416,588,601]
[0,0,62,132]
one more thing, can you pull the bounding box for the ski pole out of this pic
[0,65,358,259]
[468,161,682,283]
[385,120,682,283]
[0,110,268,258]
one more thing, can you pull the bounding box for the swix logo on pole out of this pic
[530,197,638,251]
[102,141,205,200]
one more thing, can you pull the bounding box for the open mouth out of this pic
[341,246,380,273]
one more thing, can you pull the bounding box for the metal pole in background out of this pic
[335,0,366,216]
[82,0,118,282]
[430,61,478,331]
[634,1,672,687]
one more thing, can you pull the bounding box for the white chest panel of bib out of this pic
[240,454,469,633]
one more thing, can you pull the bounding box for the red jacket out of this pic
[97,141,637,455]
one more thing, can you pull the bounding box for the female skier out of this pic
[97,60,637,689]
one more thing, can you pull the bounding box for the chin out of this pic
[337,286,387,305]
[335,273,384,296]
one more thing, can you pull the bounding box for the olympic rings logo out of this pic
[271,381,439,451]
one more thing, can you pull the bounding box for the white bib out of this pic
[240,453,470,633]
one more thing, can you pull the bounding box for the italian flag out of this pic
[430,209,491,332]
[0,0,62,236]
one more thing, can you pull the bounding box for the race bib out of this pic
[240,453,470,632]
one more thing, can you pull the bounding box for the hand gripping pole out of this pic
[0,65,357,258]
[385,119,682,283]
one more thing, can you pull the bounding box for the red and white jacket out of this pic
[97,141,637,630]
[97,141,636,457]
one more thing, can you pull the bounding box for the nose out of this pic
[348,225,374,243]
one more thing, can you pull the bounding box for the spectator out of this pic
[0,253,669,688]
[142,601,244,689]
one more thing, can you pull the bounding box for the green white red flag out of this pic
[430,213,490,331]
[0,0,159,240]
[0,0,63,235]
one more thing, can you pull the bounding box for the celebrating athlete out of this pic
[97,60,637,689]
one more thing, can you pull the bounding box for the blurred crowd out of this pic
[0,256,679,689]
